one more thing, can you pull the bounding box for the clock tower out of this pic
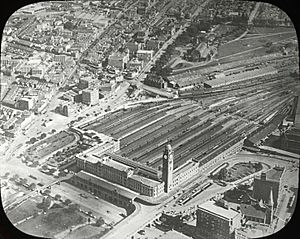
[162,143,174,193]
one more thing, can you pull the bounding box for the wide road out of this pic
[101,150,298,238]
[50,182,125,224]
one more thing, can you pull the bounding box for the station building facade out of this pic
[69,170,137,215]
[71,125,245,200]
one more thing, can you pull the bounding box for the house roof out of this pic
[240,204,267,219]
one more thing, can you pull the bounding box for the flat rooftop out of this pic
[76,170,138,199]
[130,174,161,187]
[265,167,284,182]
[198,200,240,220]
[174,160,197,176]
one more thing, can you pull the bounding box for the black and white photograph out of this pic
[0,0,299,238]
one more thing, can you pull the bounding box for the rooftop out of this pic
[174,160,197,176]
[265,166,284,182]
[240,203,267,219]
[130,174,161,187]
[76,170,138,199]
[101,155,133,172]
[198,200,240,220]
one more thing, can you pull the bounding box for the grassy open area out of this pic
[217,31,296,59]
[17,207,86,238]
[6,196,43,224]
[64,224,109,239]
[223,162,262,182]
[250,26,295,34]
[24,130,77,161]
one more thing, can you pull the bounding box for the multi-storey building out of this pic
[17,97,35,110]
[74,140,165,198]
[196,200,241,239]
[82,88,99,106]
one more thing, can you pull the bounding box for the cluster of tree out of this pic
[218,25,247,41]
[212,14,248,25]
[27,137,38,144]
[63,21,76,31]
[151,44,175,77]
[37,196,52,211]
[253,162,263,171]
[176,21,211,46]
[217,168,228,180]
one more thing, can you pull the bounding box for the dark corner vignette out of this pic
[0,0,299,239]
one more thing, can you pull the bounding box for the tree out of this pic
[29,183,36,191]
[12,174,19,181]
[64,199,72,205]
[40,133,47,140]
[43,189,51,195]
[54,194,61,201]
[218,168,227,180]
[37,196,51,211]
[29,137,38,144]
[95,217,105,227]
[21,178,28,185]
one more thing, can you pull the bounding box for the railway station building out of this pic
[69,170,137,215]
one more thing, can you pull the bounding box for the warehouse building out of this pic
[204,66,278,88]
[167,73,207,90]
[144,74,167,89]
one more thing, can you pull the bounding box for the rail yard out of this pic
[78,53,299,174]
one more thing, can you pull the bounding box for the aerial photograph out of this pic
[0,0,299,238]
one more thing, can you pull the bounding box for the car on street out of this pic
[79,193,88,198]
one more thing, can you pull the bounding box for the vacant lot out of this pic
[25,130,77,161]
[17,207,86,238]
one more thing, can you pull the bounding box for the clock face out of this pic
[163,154,168,160]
